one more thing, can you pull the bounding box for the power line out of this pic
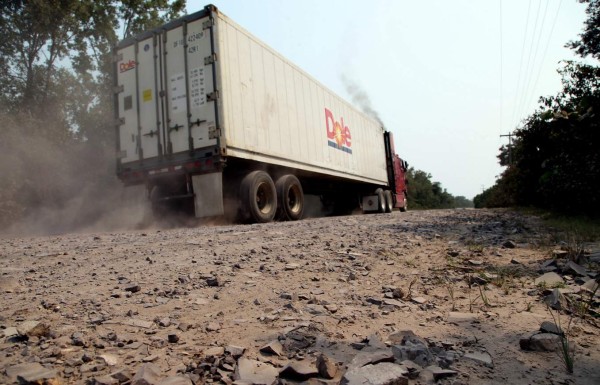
[510,0,532,130]
[515,0,543,128]
[519,0,551,121]
[530,0,563,109]
[500,0,503,137]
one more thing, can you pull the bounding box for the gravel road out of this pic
[1,209,598,385]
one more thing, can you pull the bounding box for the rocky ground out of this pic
[0,208,599,385]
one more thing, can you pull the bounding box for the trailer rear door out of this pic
[116,12,219,168]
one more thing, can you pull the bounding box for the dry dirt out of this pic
[0,208,599,384]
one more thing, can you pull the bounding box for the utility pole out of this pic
[500,132,514,165]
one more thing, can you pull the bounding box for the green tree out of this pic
[405,168,466,209]
[0,0,186,231]
[567,0,600,60]
[475,0,599,216]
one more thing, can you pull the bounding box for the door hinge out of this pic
[202,18,215,30]
[208,126,220,139]
[113,53,123,63]
[113,85,124,94]
[207,91,219,102]
[204,53,217,65]
[115,117,125,126]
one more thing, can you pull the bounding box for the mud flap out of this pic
[191,172,224,218]
[362,195,379,213]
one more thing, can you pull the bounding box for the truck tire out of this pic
[240,171,277,223]
[375,188,385,213]
[384,190,393,213]
[150,185,168,218]
[275,175,304,221]
[399,193,408,212]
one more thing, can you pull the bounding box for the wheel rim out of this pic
[256,182,274,214]
[288,184,302,214]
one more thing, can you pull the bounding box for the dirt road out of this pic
[1,209,598,384]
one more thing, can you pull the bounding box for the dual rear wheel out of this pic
[239,171,304,223]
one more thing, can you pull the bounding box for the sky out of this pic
[186,0,592,199]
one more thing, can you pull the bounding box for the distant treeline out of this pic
[474,0,599,218]
[406,168,473,210]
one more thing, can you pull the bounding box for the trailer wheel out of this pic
[240,171,277,223]
[384,190,393,213]
[275,175,304,221]
[375,188,385,213]
[399,193,408,212]
[150,185,168,217]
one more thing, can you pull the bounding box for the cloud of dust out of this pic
[0,112,152,236]
[341,75,385,127]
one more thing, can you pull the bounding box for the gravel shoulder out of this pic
[1,208,599,384]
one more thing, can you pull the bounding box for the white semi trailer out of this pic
[115,4,408,223]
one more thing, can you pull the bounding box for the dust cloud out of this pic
[341,75,384,127]
[0,113,151,236]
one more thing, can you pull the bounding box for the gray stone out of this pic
[279,360,319,380]
[3,326,18,338]
[234,357,278,385]
[316,353,337,379]
[534,272,564,287]
[545,288,567,310]
[204,346,225,356]
[382,298,404,308]
[225,345,246,358]
[447,312,478,323]
[6,363,59,384]
[552,250,568,258]
[157,376,193,385]
[93,375,119,385]
[157,317,171,327]
[503,240,516,249]
[110,369,132,383]
[341,362,408,385]
[391,343,435,368]
[349,350,394,369]
[423,365,458,381]
[540,321,563,335]
[399,360,422,379]
[463,351,493,367]
[124,284,141,293]
[520,333,560,352]
[99,353,119,366]
[17,320,49,337]
[567,261,588,276]
[123,319,154,329]
[304,304,327,315]
[285,263,300,270]
[259,340,283,356]
[132,363,162,385]
[366,297,383,305]
[581,279,599,296]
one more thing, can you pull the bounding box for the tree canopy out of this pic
[0,1,186,231]
[475,0,599,217]
[406,168,473,210]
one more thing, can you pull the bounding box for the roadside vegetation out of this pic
[474,0,599,220]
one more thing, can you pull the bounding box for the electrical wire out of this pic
[529,0,564,113]
[510,0,532,130]
[519,0,551,121]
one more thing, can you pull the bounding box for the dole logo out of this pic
[325,108,352,154]
[119,60,136,73]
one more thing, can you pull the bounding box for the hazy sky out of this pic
[187,0,591,199]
